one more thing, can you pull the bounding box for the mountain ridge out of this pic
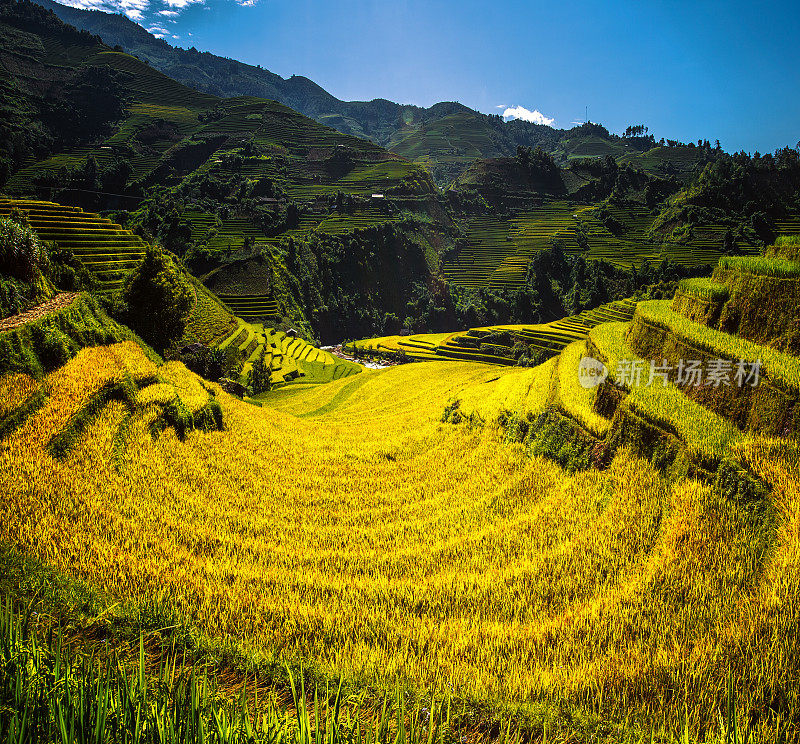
[28,0,656,184]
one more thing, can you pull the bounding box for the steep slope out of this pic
[0,0,449,342]
[445,152,764,282]
[0,198,147,292]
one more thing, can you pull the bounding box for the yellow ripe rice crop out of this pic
[159,361,212,413]
[0,344,797,738]
[0,373,39,418]
[553,340,611,436]
[136,382,178,406]
[589,321,742,463]
[0,342,155,449]
[450,356,554,421]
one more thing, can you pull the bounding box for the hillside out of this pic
[0,0,457,342]
[4,1,800,741]
[2,235,800,740]
[27,0,675,185]
[5,0,800,347]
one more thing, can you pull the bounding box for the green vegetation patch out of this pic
[0,293,158,380]
[677,277,730,302]
[717,255,800,278]
[767,235,800,261]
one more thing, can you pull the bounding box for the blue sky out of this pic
[66,0,800,153]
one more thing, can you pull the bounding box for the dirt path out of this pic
[0,292,81,333]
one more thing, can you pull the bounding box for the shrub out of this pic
[122,246,193,353]
[46,246,94,292]
[0,218,47,282]
[248,350,272,394]
[30,325,73,372]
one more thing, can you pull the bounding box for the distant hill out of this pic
[29,0,669,184]
[6,0,800,346]
[0,0,452,342]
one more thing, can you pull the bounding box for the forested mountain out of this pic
[4,0,800,345]
[31,0,669,184]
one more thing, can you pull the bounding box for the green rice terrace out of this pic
[349,298,639,365]
[0,198,146,292]
[443,201,766,290]
[217,319,360,390]
[0,196,360,393]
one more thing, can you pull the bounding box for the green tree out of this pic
[0,216,47,282]
[248,350,271,394]
[122,246,192,352]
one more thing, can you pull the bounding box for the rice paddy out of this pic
[1,326,798,741]
[442,202,763,292]
[0,199,146,292]
[350,299,638,365]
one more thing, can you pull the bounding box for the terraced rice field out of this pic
[352,299,638,365]
[3,148,116,193]
[314,209,399,234]
[445,202,768,291]
[3,329,798,741]
[444,202,585,288]
[91,50,216,109]
[574,204,731,267]
[0,199,146,291]
[216,293,279,319]
[217,319,360,388]
[185,203,397,258]
[774,217,800,236]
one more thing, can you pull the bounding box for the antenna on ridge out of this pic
[585,105,588,123]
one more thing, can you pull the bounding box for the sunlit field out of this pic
[2,344,798,739]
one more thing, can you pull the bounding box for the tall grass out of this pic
[677,278,730,302]
[717,256,800,278]
[0,598,460,744]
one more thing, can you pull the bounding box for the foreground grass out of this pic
[1,348,798,740]
[0,596,463,744]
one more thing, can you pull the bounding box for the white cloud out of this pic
[59,0,259,24]
[147,24,168,33]
[162,0,204,8]
[58,0,149,20]
[502,105,555,127]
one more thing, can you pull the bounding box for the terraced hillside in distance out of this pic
[0,198,146,292]
[349,298,638,365]
[0,5,439,327]
[444,202,587,288]
[616,144,714,181]
[442,201,764,291]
